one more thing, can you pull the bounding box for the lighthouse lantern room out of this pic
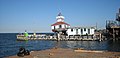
[51,13,70,35]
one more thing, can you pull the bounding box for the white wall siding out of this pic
[62,24,65,28]
[51,26,54,29]
[78,29,81,35]
[55,25,59,29]
[67,27,95,36]
[57,19,63,22]
[77,29,80,35]
[73,29,77,35]
[83,28,87,35]
[90,29,95,34]
[67,29,76,36]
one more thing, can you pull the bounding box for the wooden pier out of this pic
[16,34,100,41]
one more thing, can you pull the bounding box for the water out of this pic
[0,33,120,57]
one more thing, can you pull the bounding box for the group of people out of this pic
[17,47,30,57]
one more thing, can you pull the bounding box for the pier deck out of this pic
[16,34,100,41]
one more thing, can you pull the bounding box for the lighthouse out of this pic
[51,13,70,36]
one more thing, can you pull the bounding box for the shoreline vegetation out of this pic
[6,47,120,58]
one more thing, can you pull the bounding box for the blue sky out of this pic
[0,0,120,33]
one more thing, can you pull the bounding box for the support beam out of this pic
[113,28,115,41]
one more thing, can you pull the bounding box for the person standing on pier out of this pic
[24,30,28,37]
[24,30,29,40]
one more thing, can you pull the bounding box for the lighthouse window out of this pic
[76,29,78,34]
[84,28,86,31]
[59,25,62,28]
[71,29,73,32]
[81,29,83,34]
[88,29,90,34]
[54,26,55,29]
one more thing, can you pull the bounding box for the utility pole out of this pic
[96,22,97,30]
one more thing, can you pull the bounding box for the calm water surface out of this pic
[0,33,120,57]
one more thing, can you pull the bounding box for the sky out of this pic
[0,0,120,33]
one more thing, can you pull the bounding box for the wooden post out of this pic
[113,28,115,41]
[99,33,102,41]
[57,33,60,41]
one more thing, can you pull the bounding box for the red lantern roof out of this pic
[51,22,70,26]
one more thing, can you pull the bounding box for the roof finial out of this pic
[58,9,62,16]
[58,12,62,16]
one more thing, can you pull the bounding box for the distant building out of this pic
[51,13,70,35]
[106,8,120,40]
[67,27,95,36]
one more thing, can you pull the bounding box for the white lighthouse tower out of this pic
[51,13,70,37]
[56,13,64,22]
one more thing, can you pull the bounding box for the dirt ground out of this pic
[6,48,120,58]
